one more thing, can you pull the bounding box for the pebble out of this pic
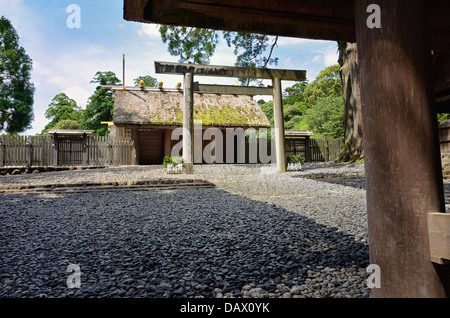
[0,163,376,298]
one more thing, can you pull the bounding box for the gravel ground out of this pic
[1,162,373,298]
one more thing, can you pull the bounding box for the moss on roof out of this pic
[112,90,270,128]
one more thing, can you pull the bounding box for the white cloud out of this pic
[312,55,322,63]
[323,46,339,66]
[137,24,161,38]
[63,86,91,107]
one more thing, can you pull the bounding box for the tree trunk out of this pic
[336,41,364,162]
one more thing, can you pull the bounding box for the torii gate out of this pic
[154,61,306,174]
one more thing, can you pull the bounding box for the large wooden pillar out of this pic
[355,0,448,297]
[183,72,194,174]
[273,77,287,172]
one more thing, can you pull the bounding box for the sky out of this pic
[0,0,340,135]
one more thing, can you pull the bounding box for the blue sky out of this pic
[1,0,340,135]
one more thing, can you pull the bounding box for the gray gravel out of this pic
[0,162,372,298]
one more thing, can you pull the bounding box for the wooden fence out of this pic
[0,135,134,167]
[309,139,345,162]
[0,135,343,167]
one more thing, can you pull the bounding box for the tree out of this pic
[83,71,121,136]
[0,16,34,134]
[159,26,279,85]
[283,81,309,105]
[134,75,158,87]
[303,64,342,104]
[302,96,345,139]
[54,119,80,130]
[335,42,364,163]
[43,93,81,132]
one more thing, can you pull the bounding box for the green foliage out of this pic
[82,71,121,136]
[283,81,308,105]
[159,26,278,85]
[260,100,274,126]
[303,64,342,104]
[287,155,305,164]
[54,119,81,130]
[162,156,185,168]
[43,93,81,132]
[134,75,158,87]
[0,16,34,134]
[302,96,345,139]
[438,113,450,123]
[159,26,219,65]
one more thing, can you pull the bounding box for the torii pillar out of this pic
[355,0,449,297]
[183,72,194,174]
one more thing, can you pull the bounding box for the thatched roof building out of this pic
[108,87,271,165]
[112,89,271,128]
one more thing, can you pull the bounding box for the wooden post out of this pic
[164,129,172,157]
[305,136,311,162]
[52,135,58,167]
[272,77,287,172]
[355,0,449,297]
[82,135,88,166]
[0,135,4,167]
[183,72,194,174]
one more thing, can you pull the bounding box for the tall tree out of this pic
[303,64,343,104]
[159,26,279,85]
[302,96,345,139]
[43,92,81,132]
[0,16,34,134]
[335,42,363,162]
[134,75,158,87]
[83,71,121,136]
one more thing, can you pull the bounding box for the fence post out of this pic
[107,136,112,166]
[52,135,58,166]
[305,136,311,162]
[26,136,32,168]
[0,135,4,167]
[82,135,88,166]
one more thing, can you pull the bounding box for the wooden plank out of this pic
[428,212,450,264]
[155,61,306,81]
[194,83,274,96]
[355,0,448,297]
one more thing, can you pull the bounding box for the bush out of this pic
[287,155,305,165]
[162,156,185,168]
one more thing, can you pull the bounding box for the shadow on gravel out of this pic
[0,187,370,298]
[307,177,450,205]
[305,177,366,190]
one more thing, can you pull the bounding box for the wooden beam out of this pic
[155,61,306,81]
[124,0,450,52]
[355,0,448,297]
[183,72,194,174]
[273,77,286,173]
[193,82,274,96]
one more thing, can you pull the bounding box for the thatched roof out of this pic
[112,89,271,128]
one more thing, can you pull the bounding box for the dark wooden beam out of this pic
[355,0,448,297]
[124,0,450,52]
[193,82,273,96]
[155,61,306,81]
